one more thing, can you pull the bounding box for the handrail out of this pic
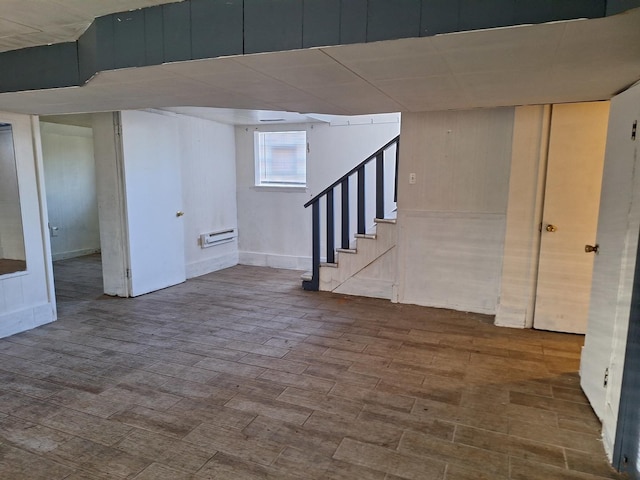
[302,135,400,291]
[304,135,400,208]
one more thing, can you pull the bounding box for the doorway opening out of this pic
[40,115,104,314]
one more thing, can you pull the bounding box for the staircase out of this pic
[318,217,397,299]
[302,136,399,299]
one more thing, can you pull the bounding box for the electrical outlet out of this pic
[409,173,417,184]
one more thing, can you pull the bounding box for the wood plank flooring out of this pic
[0,258,26,276]
[0,255,626,479]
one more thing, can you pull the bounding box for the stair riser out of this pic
[319,221,397,290]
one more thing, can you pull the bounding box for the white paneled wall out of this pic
[41,122,100,261]
[0,113,54,338]
[176,114,238,278]
[396,108,514,314]
[398,211,508,314]
[236,118,400,270]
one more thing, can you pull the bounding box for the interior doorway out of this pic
[39,115,105,313]
[533,102,610,333]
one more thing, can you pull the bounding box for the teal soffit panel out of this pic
[0,0,627,94]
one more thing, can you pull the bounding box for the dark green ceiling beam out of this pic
[1,0,638,94]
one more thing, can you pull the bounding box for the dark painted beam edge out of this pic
[2,0,636,95]
[0,42,80,93]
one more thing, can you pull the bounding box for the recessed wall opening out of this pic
[40,114,104,312]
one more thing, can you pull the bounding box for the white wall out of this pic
[581,82,640,458]
[236,117,400,270]
[395,108,514,314]
[0,113,55,338]
[40,122,100,261]
[0,126,26,261]
[176,113,238,278]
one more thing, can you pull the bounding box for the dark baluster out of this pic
[326,189,335,264]
[394,140,400,203]
[357,166,365,235]
[302,135,399,290]
[304,200,320,291]
[341,178,349,249]
[376,151,384,219]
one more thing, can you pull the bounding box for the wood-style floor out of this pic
[0,255,626,479]
[0,258,26,276]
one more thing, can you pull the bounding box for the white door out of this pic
[120,110,186,296]
[534,102,610,333]
[580,84,640,421]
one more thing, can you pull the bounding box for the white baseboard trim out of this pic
[0,303,56,339]
[400,296,497,316]
[239,251,311,271]
[52,248,101,262]
[494,304,527,328]
[186,252,239,279]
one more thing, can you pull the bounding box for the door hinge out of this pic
[604,367,609,387]
[632,120,637,141]
[126,268,130,279]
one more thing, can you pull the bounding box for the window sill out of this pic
[252,185,308,193]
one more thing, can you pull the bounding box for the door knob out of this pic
[545,224,557,233]
[176,211,184,217]
[585,244,599,253]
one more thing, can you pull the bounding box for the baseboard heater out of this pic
[200,229,236,248]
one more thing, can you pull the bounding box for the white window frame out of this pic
[254,130,307,188]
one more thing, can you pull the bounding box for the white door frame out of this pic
[93,112,132,297]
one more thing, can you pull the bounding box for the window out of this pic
[255,131,306,187]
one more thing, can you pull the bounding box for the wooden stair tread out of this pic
[320,262,338,268]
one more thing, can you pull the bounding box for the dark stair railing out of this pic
[302,135,400,291]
